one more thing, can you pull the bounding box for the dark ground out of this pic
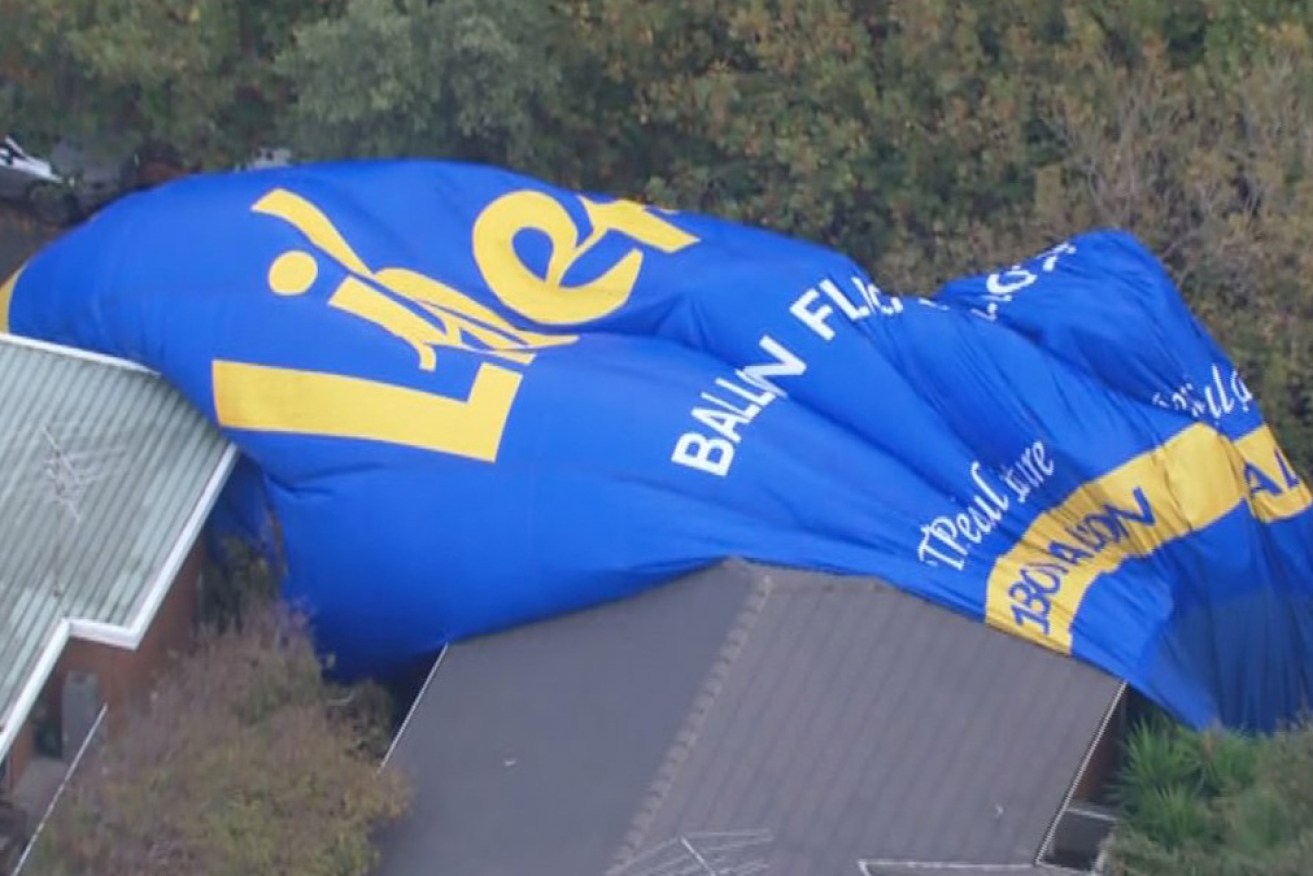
[0,204,57,278]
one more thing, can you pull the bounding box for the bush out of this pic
[28,599,410,876]
[1105,713,1313,875]
[199,538,282,634]
[0,0,340,163]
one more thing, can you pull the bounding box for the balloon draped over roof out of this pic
[4,159,1313,731]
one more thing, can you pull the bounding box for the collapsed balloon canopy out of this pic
[5,159,1313,732]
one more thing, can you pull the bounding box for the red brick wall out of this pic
[3,722,33,798]
[38,539,205,749]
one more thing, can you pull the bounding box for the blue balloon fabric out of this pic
[4,160,1312,732]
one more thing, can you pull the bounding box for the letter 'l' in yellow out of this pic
[0,266,22,334]
[213,360,523,463]
[212,188,551,463]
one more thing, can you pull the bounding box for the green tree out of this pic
[550,0,1313,470]
[276,0,562,171]
[29,571,409,876]
[1029,13,1313,472]
[0,0,338,164]
[543,1,1078,268]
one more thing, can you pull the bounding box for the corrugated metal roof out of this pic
[862,866,1063,876]
[0,334,233,755]
[378,561,1122,876]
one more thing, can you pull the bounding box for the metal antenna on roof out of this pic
[41,424,88,524]
[39,423,86,601]
[610,830,772,876]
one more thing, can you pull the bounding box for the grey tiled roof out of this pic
[378,561,1122,876]
[0,334,234,759]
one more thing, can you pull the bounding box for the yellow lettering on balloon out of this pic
[213,360,521,463]
[0,265,22,334]
[227,183,695,463]
[375,268,573,364]
[224,186,581,463]
[1233,425,1311,522]
[472,190,699,325]
[253,188,570,366]
[987,422,1313,655]
[255,189,372,275]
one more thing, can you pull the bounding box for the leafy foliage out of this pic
[277,0,561,169]
[1104,713,1313,875]
[29,559,409,876]
[199,538,282,633]
[7,3,1313,478]
[7,4,1313,871]
[0,0,339,161]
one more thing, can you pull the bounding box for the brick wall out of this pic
[9,538,206,780]
[2,723,33,799]
[47,540,204,737]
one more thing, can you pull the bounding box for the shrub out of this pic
[28,599,410,876]
[1105,713,1313,875]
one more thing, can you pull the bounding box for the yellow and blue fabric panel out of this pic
[4,159,1311,732]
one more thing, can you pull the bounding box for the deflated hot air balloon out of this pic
[4,159,1312,731]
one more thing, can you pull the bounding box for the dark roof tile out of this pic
[378,562,1121,876]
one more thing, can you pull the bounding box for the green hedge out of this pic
[1107,712,1313,874]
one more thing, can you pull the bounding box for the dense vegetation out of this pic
[28,546,409,876]
[4,8,1313,869]
[1107,713,1313,874]
[3,1,1311,471]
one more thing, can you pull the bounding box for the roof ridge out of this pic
[609,567,774,872]
[0,332,154,375]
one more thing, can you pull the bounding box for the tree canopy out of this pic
[7,3,1312,476]
[5,4,1313,870]
[28,547,408,876]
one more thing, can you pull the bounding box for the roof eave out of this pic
[0,442,237,762]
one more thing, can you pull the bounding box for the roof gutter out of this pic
[1034,681,1127,866]
[0,444,237,763]
[0,332,154,375]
